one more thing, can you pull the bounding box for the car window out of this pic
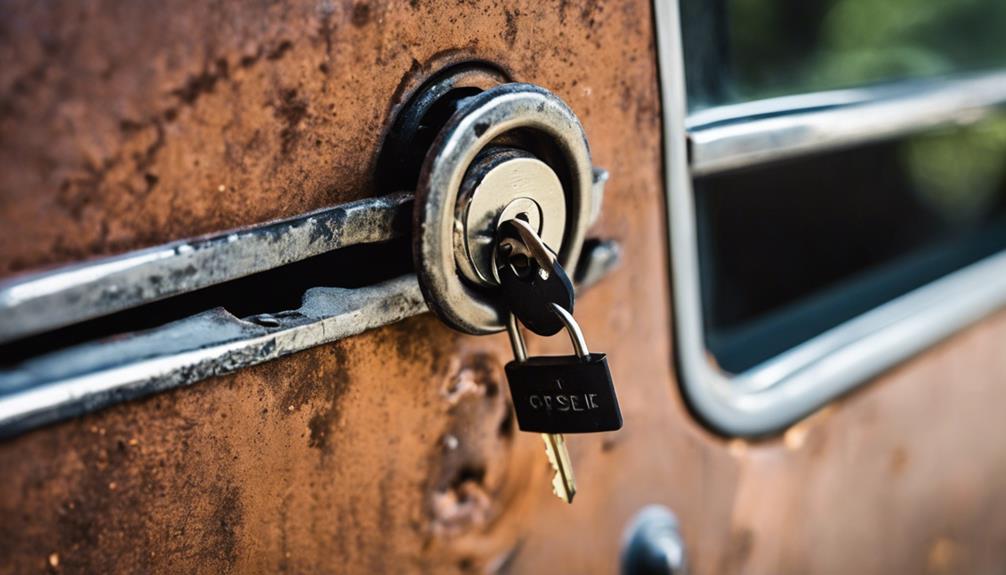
[682,0,1006,109]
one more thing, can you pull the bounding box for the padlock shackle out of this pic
[506,313,529,362]
[551,304,590,359]
[506,305,591,362]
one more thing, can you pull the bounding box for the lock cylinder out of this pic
[455,146,566,288]
[379,64,605,334]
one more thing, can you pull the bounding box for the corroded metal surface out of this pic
[0,1,666,571]
[3,1,1006,574]
[0,316,543,573]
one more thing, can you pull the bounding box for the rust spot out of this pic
[388,316,451,368]
[281,344,354,456]
[720,527,754,573]
[430,464,492,539]
[601,434,621,452]
[503,9,518,48]
[307,412,330,451]
[351,2,371,27]
[272,88,309,156]
[890,446,909,475]
[427,350,513,540]
[212,484,244,567]
[580,0,603,29]
[783,424,808,451]
[0,56,51,119]
[276,343,336,410]
[266,40,293,60]
[171,59,229,105]
[927,537,964,574]
[783,405,835,452]
[442,352,500,405]
[497,407,515,439]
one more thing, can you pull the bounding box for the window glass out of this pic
[695,114,1006,372]
[682,0,1006,109]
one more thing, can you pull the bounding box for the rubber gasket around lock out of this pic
[413,83,594,334]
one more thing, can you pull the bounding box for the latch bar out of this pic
[0,276,427,436]
[0,244,618,437]
[0,193,413,344]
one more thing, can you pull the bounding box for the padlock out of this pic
[505,304,622,434]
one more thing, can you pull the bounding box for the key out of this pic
[495,218,574,336]
[506,311,577,503]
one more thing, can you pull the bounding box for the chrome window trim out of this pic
[688,71,1006,176]
[656,0,1006,436]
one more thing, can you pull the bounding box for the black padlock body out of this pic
[497,256,574,336]
[505,353,622,434]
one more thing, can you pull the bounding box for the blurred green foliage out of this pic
[727,0,1006,100]
[902,115,1006,224]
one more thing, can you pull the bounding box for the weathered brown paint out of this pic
[0,0,653,277]
[2,1,1006,574]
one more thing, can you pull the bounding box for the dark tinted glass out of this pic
[696,114,1006,372]
[682,0,1006,109]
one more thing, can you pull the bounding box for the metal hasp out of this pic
[0,277,427,436]
[388,65,607,334]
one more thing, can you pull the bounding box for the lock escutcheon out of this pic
[382,65,605,334]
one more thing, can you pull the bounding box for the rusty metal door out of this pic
[2,1,1006,574]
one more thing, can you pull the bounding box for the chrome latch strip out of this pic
[0,239,618,437]
[0,275,427,436]
[0,193,413,344]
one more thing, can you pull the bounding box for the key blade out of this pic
[542,433,576,503]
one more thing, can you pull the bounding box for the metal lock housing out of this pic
[455,146,566,288]
[381,64,605,334]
